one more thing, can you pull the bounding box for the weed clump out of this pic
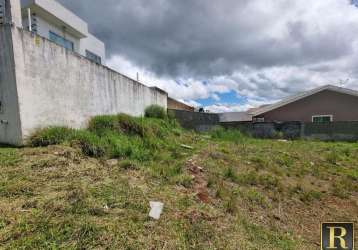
[28,109,183,162]
[71,130,106,158]
[89,114,145,137]
[29,127,74,147]
[118,160,139,170]
[224,167,238,182]
[145,105,167,119]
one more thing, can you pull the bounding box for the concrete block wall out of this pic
[169,109,220,132]
[0,1,167,145]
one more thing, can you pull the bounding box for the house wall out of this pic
[20,0,88,35]
[256,90,358,122]
[22,14,80,51]
[20,0,105,63]
[2,26,167,145]
[79,33,106,64]
[167,97,194,112]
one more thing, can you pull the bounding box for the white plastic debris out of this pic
[149,201,164,220]
[181,144,194,150]
[278,139,288,142]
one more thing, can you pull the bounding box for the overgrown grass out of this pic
[28,113,183,162]
[209,126,246,143]
[1,120,356,249]
[29,127,75,147]
[145,105,167,119]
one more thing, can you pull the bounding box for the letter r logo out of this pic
[321,223,354,250]
[327,227,347,249]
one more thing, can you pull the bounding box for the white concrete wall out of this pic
[0,25,23,145]
[9,0,22,27]
[9,27,167,142]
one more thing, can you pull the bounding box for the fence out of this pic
[222,121,358,141]
[303,121,358,141]
[170,110,358,141]
[221,121,302,139]
[169,109,219,132]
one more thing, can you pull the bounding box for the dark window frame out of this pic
[85,50,102,64]
[49,31,74,51]
[312,115,333,123]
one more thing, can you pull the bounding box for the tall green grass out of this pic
[29,127,75,147]
[144,105,167,119]
[209,126,246,142]
[28,112,182,162]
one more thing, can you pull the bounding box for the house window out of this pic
[312,115,333,123]
[0,0,5,25]
[86,50,101,64]
[253,117,265,122]
[49,31,74,51]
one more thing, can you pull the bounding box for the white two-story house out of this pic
[20,0,105,64]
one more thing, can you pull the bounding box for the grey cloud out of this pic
[58,0,358,79]
[55,0,358,110]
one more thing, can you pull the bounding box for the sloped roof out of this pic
[219,112,253,122]
[252,85,358,116]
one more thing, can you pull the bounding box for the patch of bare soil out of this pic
[186,156,210,204]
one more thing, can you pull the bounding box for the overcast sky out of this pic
[58,0,358,112]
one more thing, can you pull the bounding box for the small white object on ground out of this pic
[278,139,288,142]
[149,201,164,220]
[181,144,194,149]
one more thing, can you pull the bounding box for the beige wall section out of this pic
[10,27,167,141]
[257,90,358,122]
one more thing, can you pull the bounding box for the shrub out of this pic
[29,127,74,147]
[145,105,167,119]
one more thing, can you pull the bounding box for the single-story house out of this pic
[167,97,195,112]
[220,85,358,123]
